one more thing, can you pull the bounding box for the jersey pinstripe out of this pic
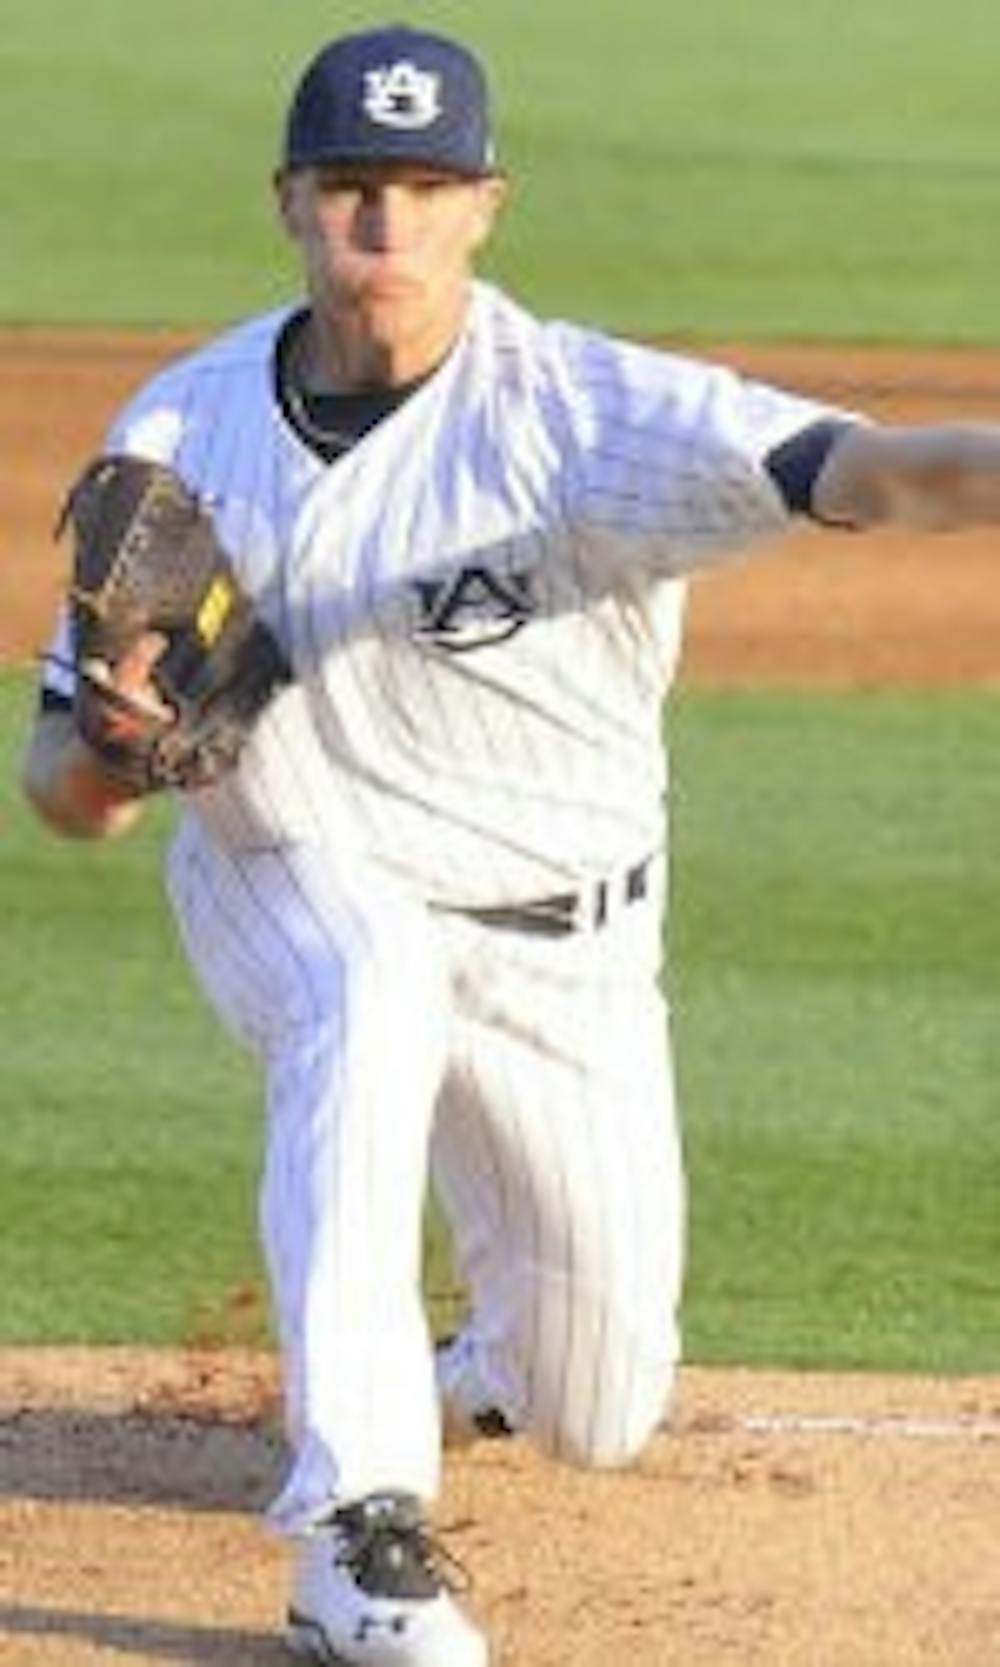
[45,281,845,904]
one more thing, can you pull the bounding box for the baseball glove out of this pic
[58,453,290,793]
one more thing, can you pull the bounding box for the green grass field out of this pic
[670,691,1000,1371]
[5,0,1000,339]
[6,671,1000,1369]
[0,675,262,1342]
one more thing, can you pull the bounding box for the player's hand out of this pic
[80,630,175,725]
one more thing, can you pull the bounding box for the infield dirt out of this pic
[3,331,1000,1665]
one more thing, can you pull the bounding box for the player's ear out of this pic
[274,167,302,239]
[469,172,508,250]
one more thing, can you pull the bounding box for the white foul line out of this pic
[737,1411,1000,1442]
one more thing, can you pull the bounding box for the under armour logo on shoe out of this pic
[356,1612,408,1640]
[363,62,442,128]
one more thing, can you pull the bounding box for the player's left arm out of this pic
[812,422,1000,530]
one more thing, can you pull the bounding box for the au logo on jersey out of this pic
[412,565,536,653]
[363,61,441,129]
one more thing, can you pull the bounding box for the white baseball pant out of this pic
[166,825,683,1531]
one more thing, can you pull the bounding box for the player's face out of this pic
[277,161,506,384]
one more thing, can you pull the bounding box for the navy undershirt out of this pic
[275,308,431,462]
[764,416,855,522]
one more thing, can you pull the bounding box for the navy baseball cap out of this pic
[283,25,497,177]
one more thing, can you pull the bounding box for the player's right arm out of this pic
[21,703,146,841]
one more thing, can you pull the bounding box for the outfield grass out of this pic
[4,0,1000,339]
[5,670,1000,1368]
[0,672,263,1342]
[670,690,1000,1371]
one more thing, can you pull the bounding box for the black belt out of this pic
[446,856,655,938]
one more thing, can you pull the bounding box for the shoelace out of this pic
[332,1504,472,1599]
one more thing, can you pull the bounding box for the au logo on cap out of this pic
[363,60,442,129]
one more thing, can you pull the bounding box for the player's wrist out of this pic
[28,729,146,840]
[70,740,146,816]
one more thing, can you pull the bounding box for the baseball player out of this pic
[22,24,1000,1667]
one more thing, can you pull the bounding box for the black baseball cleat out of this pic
[287,1490,487,1666]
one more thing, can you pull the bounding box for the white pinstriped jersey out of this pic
[46,282,845,903]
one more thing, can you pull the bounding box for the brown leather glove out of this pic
[58,454,290,792]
